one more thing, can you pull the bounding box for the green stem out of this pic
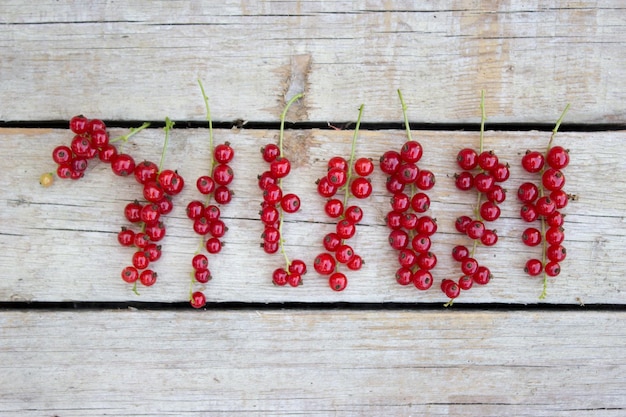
[159,117,175,173]
[547,104,571,151]
[397,89,413,142]
[342,104,365,209]
[479,89,486,154]
[110,122,151,153]
[198,79,216,171]
[279,93,303,157]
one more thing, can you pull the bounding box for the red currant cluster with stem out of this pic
[519,104,571,299]
[313,104,372,291]
[380,90,437,291]
[258,94,307,287]
[51,115,149,180]
[118,118,185,294]
[186,80,235,308]
[446,91,509,303]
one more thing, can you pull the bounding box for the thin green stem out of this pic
[279,93,303,157]
[342,104,365,209]
[198,79,216,171]
[159,117,175,173]
[479,89,486,154]
[110,122,151,143]
[397,89,413,142]
[547,104,571,151]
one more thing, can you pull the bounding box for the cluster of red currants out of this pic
[186,141,234,308]
[380,141,437,290]
[519,146,570,280]
[313,151,372,291]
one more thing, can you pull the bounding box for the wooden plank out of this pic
[1,127,624,304]
[0,309,624,416]
[0,1,624,123]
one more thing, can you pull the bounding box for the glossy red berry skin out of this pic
[542,168,566,191]
[344,206,363,224]
[518,182,539,203]
[441,279,461,299]
[194,269,212,284]
[125,201,143,223]
[461,258,478,276]
[289,259,307,276]
[412,270,433,290]
[134,161,159,184]
[317,177,337,198]
[480,229,498,246]
[455,216,472,233]
[335,244,355,264]
[521,150,545,173]
[388,229,409,250]
[132,251,150,270]
[70,115,89,134]
[143,181,164,203]
[550,190,569,209]
[535,196,557,216]
[272,268,289,286]
[379,150,402,174]
[192,254,209,271]
[212,164,234,186]
[263,184,283,205]
[491,163,510,182]
[454,171,474,191]
[205,237,222,254]
[465,220,485,240]
[416,251,437,270]
[121,266,139,283]
[323,233,341,252]
[520,204,539,222]
[486,185,506,204]
[395,267,412,286]
[410,193,430,213]
[474,172,495,193]
[458,275,473,290]
[546,146,569,169]
[390,193,410,212]
[261,144,280,163]
[478,151,499,171]
[328,156,348,171]
[472,266,492,285]
[139,269,157,286]
[415,170,435,190]
[524,258,543,276]
[213,186,232,205]
[52,145,72,164]
[270,157,291,178]
[111,153,136,176]
[314,253,336,275]
[280,193,301,213]
[522,227,542,247]
[396,163,419,184]
[457,148,478,170]
[479,201,501,222]
[329,272,348,291]
[327,167,347,187]
[546,226,565,245]
[214,142,234,164]
[545,261,561,277]
[354,157,374,176]
[350,177,372,199]
[190,291,207,308]
[336,219,356,239]
[117,228,135,246]
[400,141,423,163]
[452,245,470,262]
[546,244,567,262]
[346,254,363,271]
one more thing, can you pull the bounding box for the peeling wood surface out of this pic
[0,1,624,123]
[1,127,624,305]
[1,309,624,416]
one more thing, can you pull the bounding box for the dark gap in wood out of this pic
[1,120,625,132]
[1,301,624,312]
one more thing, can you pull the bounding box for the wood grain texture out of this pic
[0,309,624,416]
[0,1,624,123]
[1,127,624,304]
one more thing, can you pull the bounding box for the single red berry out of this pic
[261,144,280,163]
[260,205,280,225]
[214,142,234,164]
[326,167,347,187]
[379,150,402,174]
[190,291,206,309]
[395,267,413,286]
[461,258,478,275]
[346,254,363,271]
[140,203,161,226]
[451,245,470,262]
[545,261,561,277]
[546,146,569,169]
[520,203,539,222]
[388,229,409,250]
[193,217,211,235]
[157,169,185,195]
[323,232,342,252]
[390,193,411,212]
[524,258,543,276]
[56,163,73,179]
[417,216,437,236]
[133,232,150,249]
[262,240,279,254]
[547,244,567,262]
[521,150,545,173]
[263,184,283,205]
[386,211,403,230]
[396,163,419,184]
[478,150,499,171]
[412,270,433,290]
[550,190,569,209]
[192,254,209,271]
[472,266,491,285]
[441,279,461,299]
[280,193,301,213]
[486,185,506,204]
[52,145,73,164]
[145,243,162,262]
[125,201,143,223]
[317,177,337,198]
[143,181,164,203]
[350,177,372,199]
[456,148,478,170]
[491,163,510,182]
[209,219,228,238]
[410,193,430,213]
[145,222,166,242]
[204,205,221,221]
[398,248,418,268]
[458,275,473,290]
[289,259,307,276]
[336,219,356,239]
[314,253,336,275]
[195,176,215,195]
[205,237,222,254]
[329,272,348,291]
[261,226,280,244]
[474,172,495,193]
[518,182,539,203]
[71,157,88,173]
[117,228,135,246]
[546,226,565,245]
[272,268,289,286]
[156,195,173,215]
[134,161,159,185]
[480,229,498,246]
[213,164,234,186]
[121,266,139,283]
[546,211,565,227]
[87,119,106,134]
[416,251,437,270]
[98,143,117,163]
[466,220,485,240]
[344,205,363,224]
[111,153,136,176]
[522,227,542,246]
[328,156,348,171]
[70,115,89,134]
[324,199,344,218]
[385,175,405,194]
[415,170,435,191]
[542,168,566,191]
[354,157,374,176]
[132,251,150,270]
[535,196,557,216]
[214,186,232,205]
[194,269,212,284]
[400,212,418,230]
[400,141,423,163]
[454,171,474,191]
[257,171,277,191]
[139,269,157,286]
[335,244,355,264]
[287,273,302,287]
[186,200,205,220]
[479,201,501,222]
[270,157,291,178]
[455,216,472,233]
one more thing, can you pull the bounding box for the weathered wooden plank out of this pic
[0,1,624,123]
[0,309,624,416]
[0,127,624,304]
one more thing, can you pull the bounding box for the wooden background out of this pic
[1,1,625,415]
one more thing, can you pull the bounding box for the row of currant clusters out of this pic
[42,89,571,306]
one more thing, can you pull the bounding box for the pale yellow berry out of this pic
[39,172,54,187]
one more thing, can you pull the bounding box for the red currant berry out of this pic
[398,248,418,268]
[546,146,569,169]
[456,148,478,170]
[385,175,405,194]
[350,177,373,199]
[287,273,302,287]
[535,196,556,216]
[474,172,495,193]
[121,266,139,283]
[455,216,472,233]
[257,171,277,190]
[521,150,545,173]
[417,216,437,236]
[71,157,88,173]
[317,177,337,198]
[386,211,403,230]
[134,232,150,249]
[204,205,221,221]
[458,275,473,290]
[395,267,413,286]
[214,186,232,205]
[263,184,283,205]
[157,169,185,195]
[354,157,374,176]
[390,193,411,212]
[396,163,419,184]
[260,205,280,225]
[205,237,222,254]
[272,268,288,286]
[326,167,347,187]
[323,232,341,252]
[329,272,348,291]
[270,157,291,178]
[145,222,166,242]
[451,245,470,262]
[214,142,234,164]
[145,243,162,262]
[479,201,500,222]
[98,143,117,163]
[262,240,279,254]
[156,195,173,215]
[190,291,206,309]
[478,150,498,171]
[410,192,430,213]
[542,168,565,191]
[140,203,161,226]
[261,226,280,244]
[415,170,435,190]
[545,261,561,277]
[546,244,567,262]
[324,199,344,218]
[70,115,89,134]
[56,163,73,179]
[52,145,73,164]
[400,212,418,230]
[186,200,205,220]
[520,203,539,222]
[134,161,159,185]
[118,228,135,246]
[195,269,212,283]
[550,190,569,209]
[344,205,363,224]
[132,251,150,270]
[261,144,280,163]
[379,150,402,174]
[143,181,164,203]
[522,227,542,246]
[192,254,209,271]
[388,229,409,250]
[213,164,234,186]
[412,270,433,290]
[416,251,437,270]
[466,220,485,240]
[518,182,539,203]
[454,171,474,191]
[139,269,157,286]
[328,156,348,171]
[400,140,423,163]
[486,185,506,204]
[289,259,307,276]
[111,153,136,176]
[336,219,356,239]
[280,193,301,213]
[314,253,336,275]
[346,254,363,271]
[491,163,510,182]
[461,258,478,275]
[546,211,565,228]
[480,229,498,246]
[193,217,211,235]
[335,244,355,264]
[472,266,492,285]
[209,219,228,238]
[441,279,461,299]
[194,176,214,195]
[87,119,106,134]
[546,226,565,245]
[524,258,543,276]
[125,201,143,223]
